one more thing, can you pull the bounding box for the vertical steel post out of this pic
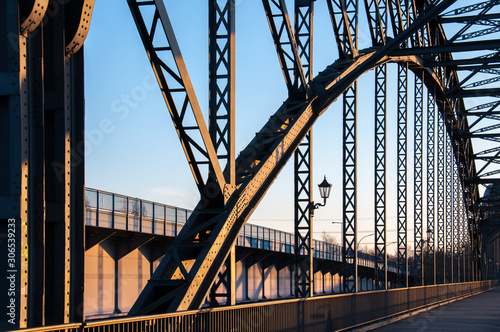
[374,63,387,290]
[327,0,359,295]
[453,145,460,283]
[208,0,236,306]
[414,73,423,286]
[27,19,46,327]
[445,133,453,283]
[294,131,314,297]
[0,1,29,328]
[436,111,446,284]
[397,62,408,288]
[426,89,436,285]
[44,5,72,323]
[69,45,85,324]
[293,0,314,298]
[343,81,357,293]
[209,0,235,186]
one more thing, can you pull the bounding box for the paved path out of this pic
[372,287,500,331]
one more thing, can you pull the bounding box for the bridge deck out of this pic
[373,286,500,331]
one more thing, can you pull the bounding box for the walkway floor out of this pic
[371,287,500,331]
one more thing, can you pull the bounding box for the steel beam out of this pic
[445,132,454,283]
[414,73,423,286]
[342,82,357,293]
[293,0,314,299]
[0,1,29,328]
[127,0,226,197]
[437,111,445,284]
[374,64,387,290]
[209,0,235,187]
[426,89,436,285]
[364,0,387,46]
[397,62,408,288]
[262,0,308,96]
[327,0,359,58]
[294,132,313,297]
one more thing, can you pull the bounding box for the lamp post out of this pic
[311,176,332,215]
[295,175,332,298]
[357,233,374,253]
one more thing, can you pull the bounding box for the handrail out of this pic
[85,188,404,272]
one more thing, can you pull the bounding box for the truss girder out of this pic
[262,0,309,96]
[437,112,446,284]
[374,64,387,290]
[446,133,454,283]
[397,62,408,288]
[293,0,314,299]
[327,0,359,58]
[453,149,460,282]
[427,89,436,285]
[343,82,357,293]
[127,0,226,196]
[126,0,481,315]
[209,0,235,186]
[294,132,313,298]
[414,73,424,286]
[364,0,387,45]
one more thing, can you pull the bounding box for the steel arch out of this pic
[126,0,487,314]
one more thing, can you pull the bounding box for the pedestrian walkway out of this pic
[372,286,500,331]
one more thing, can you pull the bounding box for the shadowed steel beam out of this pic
[262,0,309,96]
[364,0,387,46]
[414,73,423,286]
[343,82,357,293]
[294,132,313,297]
[327,0,359,58]
[397,62,408,288]
[294,0,314,299]
[1,1,29,327]
[437,111,445,284]
[374,63,387,290]
[454,149,460,282]
[209,0,235,187]
[127,0,226,196]
[446,133,453,283]
[391,39,500,55]
[427,89,436,285]
[208,0,236,306]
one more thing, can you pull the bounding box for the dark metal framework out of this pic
[427,89,436,285]
[397,62,408,288]
[327,0,359,294]
[6,0,500,326]
[209,0,236,186]
[414,74,424,286]
[374,64,387,290]
[437,111,446,284]
[208,0,236,307]
[293,0,315,298]
[446,133,454,283]
[368,0,388,290]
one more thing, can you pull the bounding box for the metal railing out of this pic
[85,188,400,272]
[14,280,499,332]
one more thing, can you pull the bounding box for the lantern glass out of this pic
[318,177,332,200]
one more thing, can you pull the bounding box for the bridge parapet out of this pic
[85,188,402,272]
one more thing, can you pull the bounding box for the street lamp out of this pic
[311,176,332,213]
[357,233,374,251]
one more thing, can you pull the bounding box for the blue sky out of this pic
[84,0,479,252]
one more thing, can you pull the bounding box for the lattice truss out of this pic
[105,0,500,314]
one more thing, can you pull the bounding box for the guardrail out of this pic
[14,280,499,332]
[85,188,401,272]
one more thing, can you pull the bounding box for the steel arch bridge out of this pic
[2,0,500,328]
